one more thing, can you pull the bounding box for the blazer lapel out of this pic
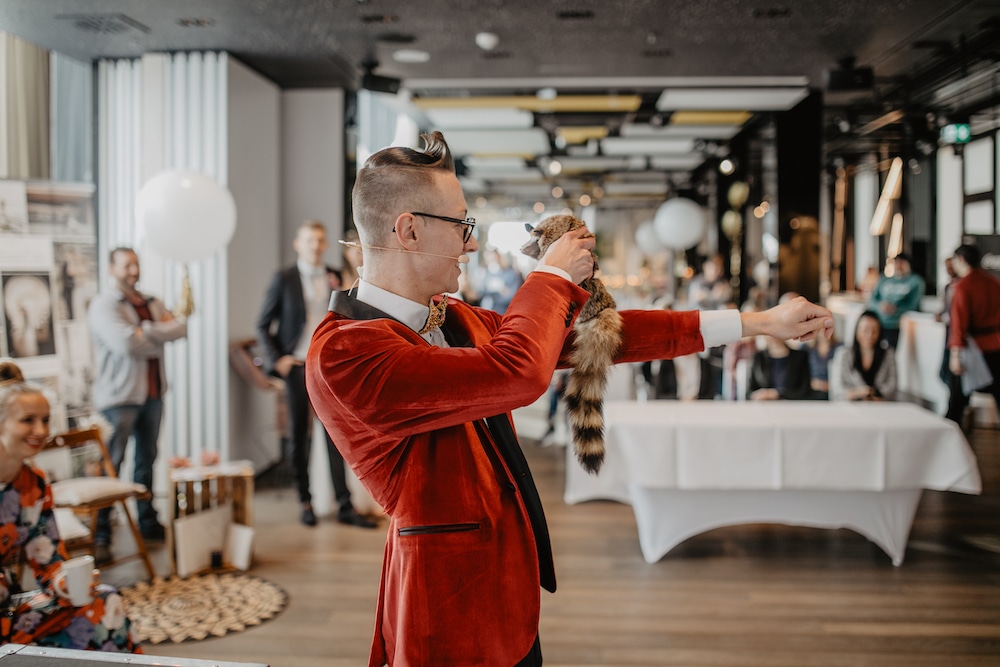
[443,311,556,593]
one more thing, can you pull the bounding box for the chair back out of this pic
[34,427,116,482]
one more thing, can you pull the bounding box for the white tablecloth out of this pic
[565,401,981,565]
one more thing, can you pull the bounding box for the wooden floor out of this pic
[105,423,1000,667]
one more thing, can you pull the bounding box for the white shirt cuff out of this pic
[700,309,743,349]
[531,265,573,282]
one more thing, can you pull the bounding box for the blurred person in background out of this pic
[747,334,812,400]
[87,247,187,565]
[945,244,1000,425]
[256,221,376,529]
[831,310,896,401]
[807,332,839,400]
[869,253,925,347]
[479,249,523,314]
[687,254,732,311]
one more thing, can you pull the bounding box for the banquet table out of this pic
[564,401,981,565]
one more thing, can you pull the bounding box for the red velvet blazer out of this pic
[306,272,703,666]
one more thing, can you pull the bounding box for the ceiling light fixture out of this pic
[475,31,500,51]
[392,49,430,63]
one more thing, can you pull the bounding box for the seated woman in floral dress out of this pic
[0,365,139,652]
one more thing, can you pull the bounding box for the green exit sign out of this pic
[941,123,972,144]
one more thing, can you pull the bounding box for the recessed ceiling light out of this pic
[393,49,430,64]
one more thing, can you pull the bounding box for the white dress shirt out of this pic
[357,280,447,347]
[294,260,334,359]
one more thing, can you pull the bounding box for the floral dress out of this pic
[0,463,139,652]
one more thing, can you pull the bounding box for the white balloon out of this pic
[136,170,237,263]
[634,221,665,254]
[653,198,706,250]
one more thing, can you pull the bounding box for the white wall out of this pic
[280,89,345,265]
[226,56,281,471]
[853,159,879,285]
[227,57,281,340]
[937,146,964,295]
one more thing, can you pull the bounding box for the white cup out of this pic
[53,555,95,606]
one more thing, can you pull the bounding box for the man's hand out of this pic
[274,355,303,378]
[741,296,834,342]
[537,227,597,285]
[950,349,964,376]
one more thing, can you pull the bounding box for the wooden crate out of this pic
[167,461,255,575]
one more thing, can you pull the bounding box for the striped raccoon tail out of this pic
[564,308,623,475]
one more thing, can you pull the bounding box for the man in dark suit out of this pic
[256,220,376,528]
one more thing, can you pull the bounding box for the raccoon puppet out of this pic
[520,215,622,474]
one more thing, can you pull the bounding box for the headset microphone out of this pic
[339,240,470,264]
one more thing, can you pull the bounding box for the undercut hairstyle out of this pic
[954,244,981,269]
[351,131,456,245]
[0,381,45,423]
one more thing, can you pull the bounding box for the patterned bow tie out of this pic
[419,296,448,334]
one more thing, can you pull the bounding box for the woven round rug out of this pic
[119,572,287,644]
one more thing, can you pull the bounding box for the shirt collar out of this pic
[297,259,326,277]
[112,286,147,305]
[356,279,430,334]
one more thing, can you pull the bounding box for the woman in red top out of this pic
[0,366,139,652]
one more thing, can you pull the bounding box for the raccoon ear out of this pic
[524,223,534,233]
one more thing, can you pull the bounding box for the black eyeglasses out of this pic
[411,211,476,243]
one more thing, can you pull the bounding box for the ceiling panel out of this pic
[423,107,534,129]
[656,88,810,111]
[621,123,743,140]
[443,129,551,157]
[650,156,708,170]
[1,0,995,208]
[601,137,697,156]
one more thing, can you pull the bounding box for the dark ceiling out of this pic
[2,1,999,207]
[1,0,996,90]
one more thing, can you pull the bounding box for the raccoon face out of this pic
[520,215,585,259]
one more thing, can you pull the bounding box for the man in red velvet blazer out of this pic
[306,132,834,666]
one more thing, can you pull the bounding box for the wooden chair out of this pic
[34,427,156,579]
